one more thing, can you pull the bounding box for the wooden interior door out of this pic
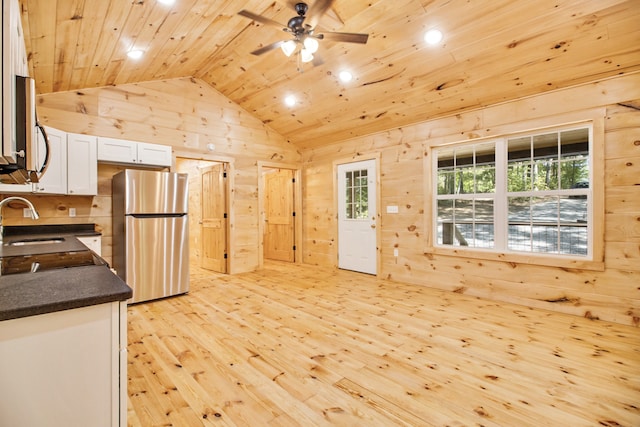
[201,164,227,273]
[264,168,295,262]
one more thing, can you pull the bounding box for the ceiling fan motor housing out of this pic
[288,16,305,31]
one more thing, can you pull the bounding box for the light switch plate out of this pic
[69,207,76,217]
[386,205,399,214]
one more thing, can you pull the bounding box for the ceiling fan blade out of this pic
[320,31,369,44]
[251,40,286,56]
[238,10,286,29]
[308,0,335,28]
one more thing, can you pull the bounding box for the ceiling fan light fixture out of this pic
[281,40,297,57]
[303,37,319,54]
[300,49,314,63]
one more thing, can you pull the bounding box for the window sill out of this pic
[424,246,605,272]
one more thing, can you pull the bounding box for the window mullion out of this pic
[494,139,507,250]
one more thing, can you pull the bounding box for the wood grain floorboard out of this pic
[127,262,640,426]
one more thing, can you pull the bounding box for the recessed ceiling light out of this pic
[424,29,443,45]
[339,70,353,83]
[127,49,144,59]
[157,0,175,5]
[284,95,296,107]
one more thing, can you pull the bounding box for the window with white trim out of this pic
[434,125,591,258]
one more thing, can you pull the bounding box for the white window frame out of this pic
[424,116,605,271]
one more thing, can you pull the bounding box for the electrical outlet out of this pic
[23,208,32,218]
[386,205,399,214]
[69,208,76,217]
[393,248,399,257]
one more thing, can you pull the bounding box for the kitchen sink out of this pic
[4,237,66,246]
[0,249,105,275]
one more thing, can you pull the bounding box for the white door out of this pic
[337,159,377,274]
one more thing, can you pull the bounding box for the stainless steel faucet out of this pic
[0,196,40,244]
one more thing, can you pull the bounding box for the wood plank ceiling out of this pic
[19,0,640,149]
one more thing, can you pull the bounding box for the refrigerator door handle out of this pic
[130,213,186,219]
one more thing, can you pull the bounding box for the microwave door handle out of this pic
[36,123,50,175]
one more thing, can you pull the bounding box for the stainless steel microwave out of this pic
[0,75,49,184]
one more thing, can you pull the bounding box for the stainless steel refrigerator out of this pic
[112,169,189,303]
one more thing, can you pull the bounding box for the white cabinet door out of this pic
[67,133,97,195]
[33,126,67,194]
[0,302,125,427]
[97,137,137,164]
[98,137,171,167]
[137,141,172,167]
[77,235,101,255]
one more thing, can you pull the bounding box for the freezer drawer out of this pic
[125,215,189,303]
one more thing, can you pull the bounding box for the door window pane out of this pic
[345,169,369,219]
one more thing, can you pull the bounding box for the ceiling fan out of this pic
[238,0,369,67]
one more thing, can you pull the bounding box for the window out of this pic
[344,169,369,219]
[434,125,591,258]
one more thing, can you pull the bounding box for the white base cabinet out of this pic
[0,301,127,427]
[77,234,102,255]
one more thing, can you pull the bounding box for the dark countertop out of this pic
[0,226,132,322]
[3,223,101,237]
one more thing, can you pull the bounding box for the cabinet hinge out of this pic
[224,213,227,219]
[224,253,228,259]
[292,178,296,183]
[292,211,296,217]
[223,172,227,178]
[293,245,296,251]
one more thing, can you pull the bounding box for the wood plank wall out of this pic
[1,77,300,272]
[3,73,638,326]
[302,72,640,326]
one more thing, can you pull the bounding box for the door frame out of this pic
[258,161,302,268]
[333,154,381,276]
[174,152,235,273]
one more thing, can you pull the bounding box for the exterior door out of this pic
[337,159,377,274]
[264,168,295,262]
[201,164,227,273]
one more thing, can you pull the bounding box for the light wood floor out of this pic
[126,262,640,426]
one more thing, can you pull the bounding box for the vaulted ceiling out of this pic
[20,0,640,149]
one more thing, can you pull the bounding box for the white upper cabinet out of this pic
[34,126,67,194]
[97,137,137,164]
[67,133,97,195]
[33,127,97,195]
[136,142,172,167]
[97,137,172,167]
